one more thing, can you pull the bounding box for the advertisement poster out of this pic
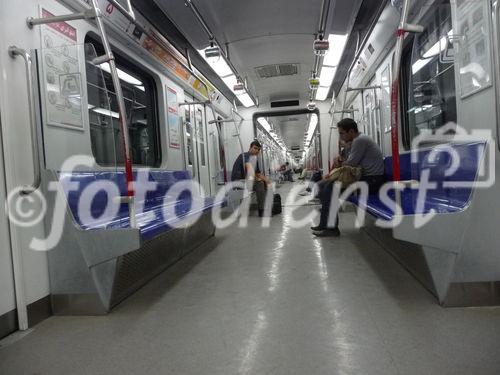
[143,35,209,98]
[167,87,181,149]
[456,0,492,97]
[40,8,84,130]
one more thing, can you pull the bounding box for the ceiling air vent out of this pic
[271,100,300,108]
[255,63,299,79]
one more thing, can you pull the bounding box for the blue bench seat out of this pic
[347,142,486,220]
[58,170,221,241]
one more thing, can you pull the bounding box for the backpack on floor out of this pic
[272,193,282,215]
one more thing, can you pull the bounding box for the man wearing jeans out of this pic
[312,118,385,237]
[231,140,272,217]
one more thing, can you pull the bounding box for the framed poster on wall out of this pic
[40,8,85,131]
[455,0,493,98]
[166,87,181,149]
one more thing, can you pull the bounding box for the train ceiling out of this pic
[150,0,364,105]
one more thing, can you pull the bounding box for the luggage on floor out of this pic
[272,193,282,215]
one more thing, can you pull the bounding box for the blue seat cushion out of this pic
[351,142,485,221]
[58,170,222,240]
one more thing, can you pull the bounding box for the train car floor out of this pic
[1,183,500,374]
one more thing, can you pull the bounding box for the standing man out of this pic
[312,118,385,236]
[231,140,272,217]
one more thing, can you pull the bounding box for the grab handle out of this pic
[492,0,500,151]
[8,46,41,195]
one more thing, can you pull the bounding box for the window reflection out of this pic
[406,1,457,141]
[84,36,159,166]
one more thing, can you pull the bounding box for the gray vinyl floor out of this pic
[1,183,500,375]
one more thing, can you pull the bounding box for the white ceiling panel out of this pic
[153,0,361,136]
[259,113,311,150]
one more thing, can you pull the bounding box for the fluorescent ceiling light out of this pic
[236,93,255,108]
[135,85,145,92]
[259,117,285,150]
[92,107,120,119]
[319,66,337,86]
[222,74,238,90]
[198,49,233,77]
[99,63,142,86]
[323,34,348,67]
[257,117,271,132]
[198,48,256,108]
[305,114,318,146]
[315,86,330,101]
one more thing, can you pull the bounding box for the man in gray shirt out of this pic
[312,118,385,236]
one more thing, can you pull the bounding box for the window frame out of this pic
[84,33,162,168]
[400,0,458,150]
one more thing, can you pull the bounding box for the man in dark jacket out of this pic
[231,140,271,217]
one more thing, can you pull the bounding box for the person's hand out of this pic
[333,156,343,168]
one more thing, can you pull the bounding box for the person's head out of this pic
[249,140,262,155]
[285,162,289,166]
[337,118,359,142]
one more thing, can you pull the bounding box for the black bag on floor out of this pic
[272,193,282,215]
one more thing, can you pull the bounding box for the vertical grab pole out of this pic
[391,0,424,208]
[207,102,228,183]
[391,0,412,182]
[90,0,136,227]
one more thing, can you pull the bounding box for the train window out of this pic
[184,106,194,166]
[364,91,373,138]
[403,0,457,145]
[380,64,391,133]
[196,108,206,166]
[84,35,160,167]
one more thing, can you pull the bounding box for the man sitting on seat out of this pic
[231,140,271,217]
[279,162,294,182]
[312,118,385,237]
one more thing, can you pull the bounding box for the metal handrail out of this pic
[346,85,381,92]
[196,101,228,186]
[107,0,135,22]
[391,0,420,182]
[89,0,136,227]
[8,47,41,195]
[492,0,500,152]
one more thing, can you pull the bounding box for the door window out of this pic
[403,0,457,144]
[84,35,160,166]
[196,108,206,166]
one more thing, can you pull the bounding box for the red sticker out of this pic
[42,9,77,42]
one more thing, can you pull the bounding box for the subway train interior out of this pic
[1,0,500,373]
